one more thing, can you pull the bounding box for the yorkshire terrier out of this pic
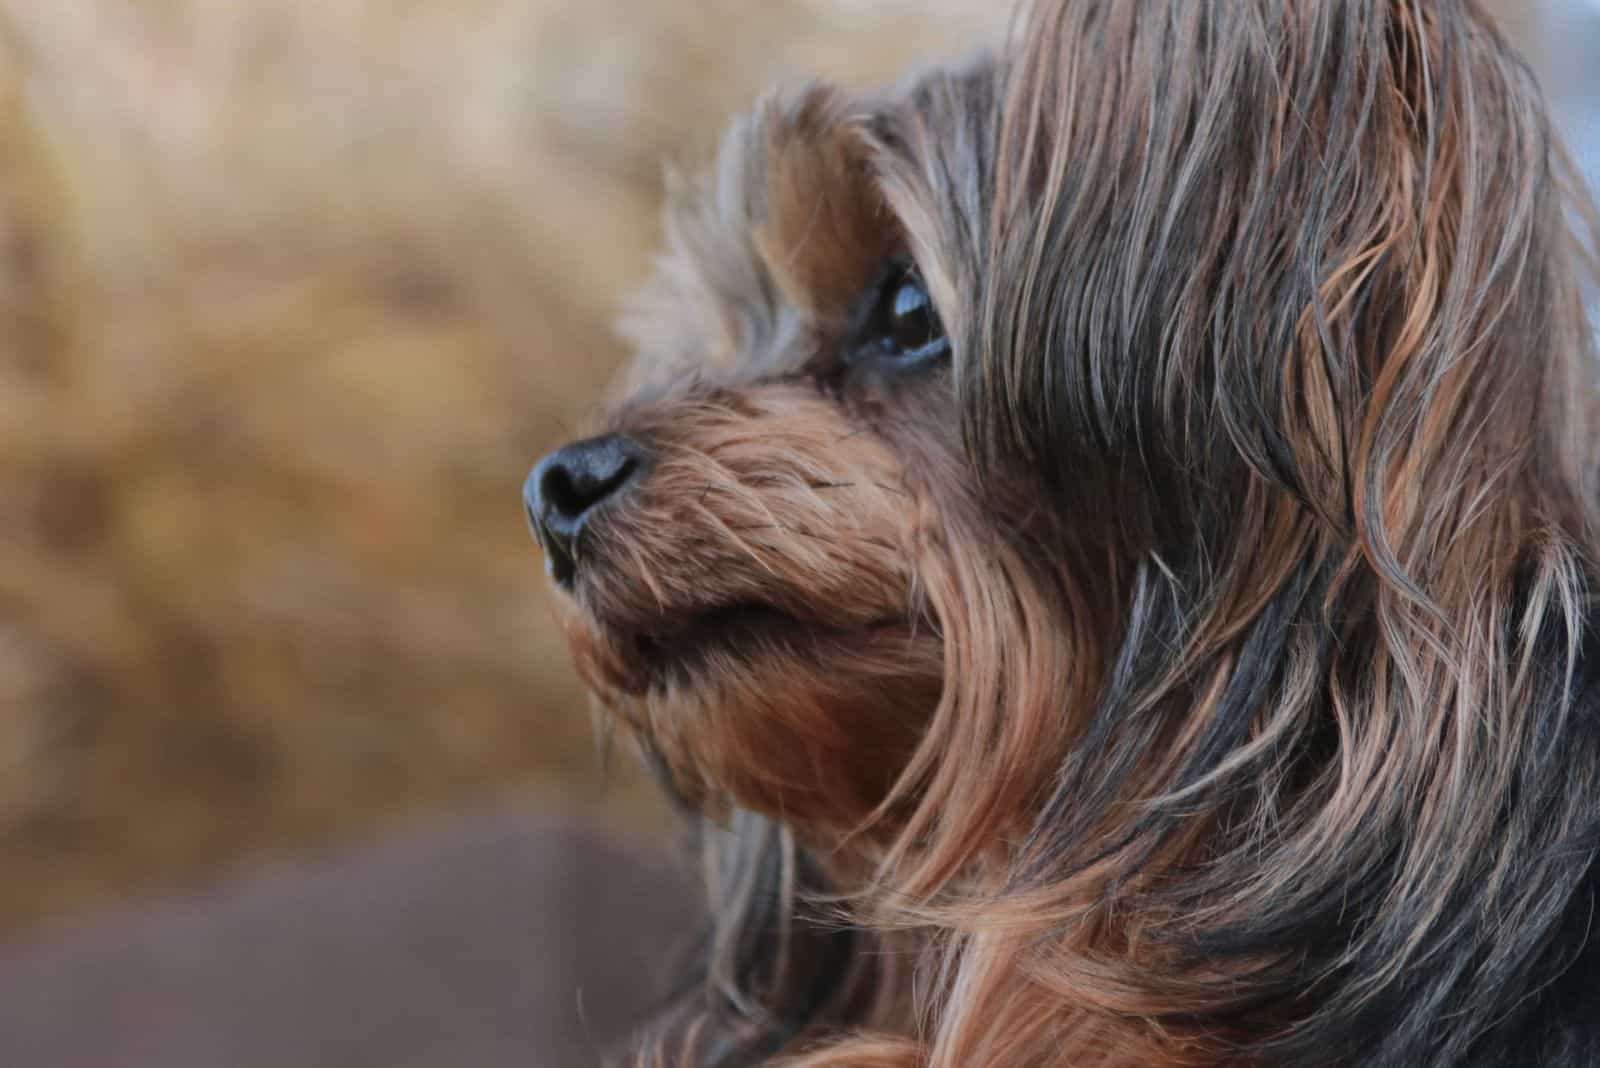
[526,1,1600,1065]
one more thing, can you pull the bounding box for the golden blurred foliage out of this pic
[0,0,999,929]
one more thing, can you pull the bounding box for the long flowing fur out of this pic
[537,1,1600,1065]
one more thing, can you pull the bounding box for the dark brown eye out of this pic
[849,263,949,370]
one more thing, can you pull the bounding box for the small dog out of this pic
[526,1,1600,1064]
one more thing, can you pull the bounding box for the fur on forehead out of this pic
[618,59,1001,391]
[617,86,893,384]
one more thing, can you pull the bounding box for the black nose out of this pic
[524,433,645,586]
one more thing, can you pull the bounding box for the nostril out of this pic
[539,465,586,523]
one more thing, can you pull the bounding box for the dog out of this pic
[525,1,1600,1064]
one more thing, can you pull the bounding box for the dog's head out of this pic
[529,2,1600,1064]
[527,73,1009,836]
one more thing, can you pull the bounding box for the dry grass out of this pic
[0,0,998,929]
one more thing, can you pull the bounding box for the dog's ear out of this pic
[943,8,1600,1064]
[969,0,1598,543]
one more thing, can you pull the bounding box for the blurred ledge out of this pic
[0,799,701,1068]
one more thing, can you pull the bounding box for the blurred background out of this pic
[0,2,1592,1066]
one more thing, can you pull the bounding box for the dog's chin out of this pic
[557,585,944,829]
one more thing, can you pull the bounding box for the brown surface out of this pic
[0,803,701,1067]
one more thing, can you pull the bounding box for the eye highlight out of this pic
[847,261,949,371]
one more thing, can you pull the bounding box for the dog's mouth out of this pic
[557,577,918,700]
[633,602,794,678]
[624,600,909,694]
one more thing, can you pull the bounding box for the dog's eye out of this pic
[849,264,949,371]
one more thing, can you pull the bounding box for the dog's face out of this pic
[529,58,1134,864]
[527,4,1600,1063]
[525,80,1003,833]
